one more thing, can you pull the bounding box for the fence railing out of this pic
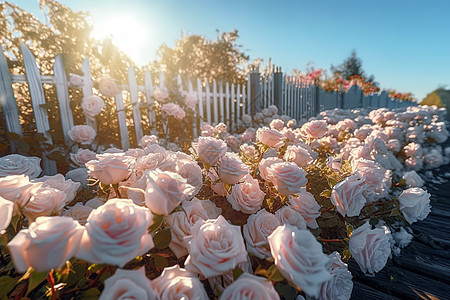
[0,44,416,175]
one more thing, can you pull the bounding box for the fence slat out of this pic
[196,78,204,125]
[219,82,224,124]
[115,92,130,150]
[225,82,230,128]
[53,54,74,146]
[231,83,235,131]
[81,57,97,130]
[0,48,23,149]
[242,84,247,119]
[213,80,218,124]
[205,82,212,124]
[236,83,241,128]
[20,43,57,175]
[128,67,143,142]
[144,70,156,135]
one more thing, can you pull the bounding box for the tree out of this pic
[330,50,378,87]
[149,30,250,85]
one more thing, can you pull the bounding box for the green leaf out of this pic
[267,265,285,282]
[32,133,48,142]
[19,268,48,296]
[152,254,168,270]
[88,264,106,273]
[369,218,379,226]
[65,263,86,288]
[390,208,401,217]
[46,151,65,162]
[343,249,352,261]
[10,214,21,232]
[326,176,339,188]
[82,288,101,300]
[320,189,332,198]
[16,140,30,153]
[0,276,18,298]
[153,228,172,249]
[232,267,243,280]
[274,282,298,300]
[148,214,164,233]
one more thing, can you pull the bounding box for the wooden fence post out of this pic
[128,67,143,142]
[273,67,283,114]
[249,68,262,114]
[81,57,97,131]
[0,48,22,152]
[20,43,57,175]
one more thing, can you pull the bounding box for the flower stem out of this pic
[47,271,56,300]
[318,238,345,243]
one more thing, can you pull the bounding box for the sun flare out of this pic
[91,14,151,65]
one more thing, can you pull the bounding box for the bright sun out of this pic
[91,14,151,65]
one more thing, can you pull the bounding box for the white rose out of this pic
[166,197,221,258]
[8,216,84,272]
[393,227,413,248]
[151,265,208,299]
[0,154,41,179]
[22,185,67,222]
[152,86,169,101]
[97,76,120,97]
[289,188,321,228]
[68,125,96,144]
[184,216,247,278]
[243,209,281,259]
[33,173,80,204]
[219,273,280,300]
[62,202,94,225]
[68,73,84,87]
[398,187,431,224]
[81,95,105,118]
[275,205,307,230]
[268,224,332,298]
[349,222,391,274]
[70,148,97,166]
[330,174,367,217]
[0,196,14,234]
[65,168,89,187]
[227,174,265,214]
[143,169,195,216]
[319,251,353,300]
[76,198,154,267]
[402,171,424,188]
[99,267,158,300]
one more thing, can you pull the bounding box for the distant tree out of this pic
[149,30,250,85]
[330,50,378,87]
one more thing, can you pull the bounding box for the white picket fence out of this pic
[0,44,416,175]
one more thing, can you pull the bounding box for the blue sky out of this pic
[6,0,450,101]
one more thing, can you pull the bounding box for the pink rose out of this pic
[22,185,67,222]
[219,273,280,300]
[143,169,195,215]
[81,95,105,118]
[97,76,121,97]
[240,144,256,157]
[152,265,208,299]
[0,154,41,179]
[258,157,284,181]
[0,196,14,234]
[68,125,96,144]
[134,151,177,176]
[331,174,367,217]
[194,136,228,166]
[139,134,158,148]
[270,118,285,130]
[319,252,353,300]
[0,175,35,213]
[184,91,198,110]
[70,148,97,166]
[242,114,252,124]
[289,188,321,229]
[99,267,158,300]
[124,148,146,158]
[166,197,221,258]
[336,119,355,132]
[275,206,307,230]
[62,202,94,225]
[152,86,169,101]
[227,174,265,214]
[243,209,281,259]
[217,154,249,185]
[398,187,431,224]
[241,127,256,142]
[387,139,401,153]
[65,168,89,187]
[266,162,308,195]
[77,198,154,267]
[287,119,297,128]
[349,222,391,274]
[162,103,185,120]
[176,159,203,196]
[403,142,423,158]
[33,173,80,203]
[208,169,227,197]
[301,120,328,139]
[326,156,342,172]
[405,157,423,171]
[268,105,278,115]
[284,145,314,168]
[268,224,332,298]
[86,154,133,185]
[8,216,84,272]
[184,216,247,278]
[256,127,286,148]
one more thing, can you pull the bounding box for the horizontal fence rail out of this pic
[1,45,416,175]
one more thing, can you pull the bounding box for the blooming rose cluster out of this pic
[0,103,446,299]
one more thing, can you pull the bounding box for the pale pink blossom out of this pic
[0,196,14,234]
[70,148,97,166]
[275,205,307,230]
[0,154,41,179]
[68,125,96,144]
[258,157,284,181]
[193,136,227,166]
[86,154,133,185]
[319,252,353,300]
[301,120,328,139]
[398,187,431,224]
[331,174,367,217]
[97,77,120,97]
[152,86,169,101]
[227,174,265,214]
[184,91,198,110]
[22,185,67,221]
[219,273,280,300]
[62,202,94,226]
[266,162,307,195]
[289,188,321,229]
[256,127,286,148]
[284,144,314,168]
[81,95,105,118]
[217,154,249,185]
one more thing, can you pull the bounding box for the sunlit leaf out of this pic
[153,228,171,249]
[0,276,19,298]
[148,214,164,233]
[232,267,243,280]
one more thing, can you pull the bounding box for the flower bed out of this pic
[0,104,448,299]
